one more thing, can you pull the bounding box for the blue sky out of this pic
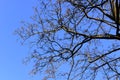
[0,0,39,80]
[1,0,118,80]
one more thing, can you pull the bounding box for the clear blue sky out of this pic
[0,0,40,80]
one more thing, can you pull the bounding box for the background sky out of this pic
[0,0,40,80]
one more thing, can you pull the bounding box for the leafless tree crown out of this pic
[16,0,120,80]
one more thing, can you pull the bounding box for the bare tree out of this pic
[15,0,120,80]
